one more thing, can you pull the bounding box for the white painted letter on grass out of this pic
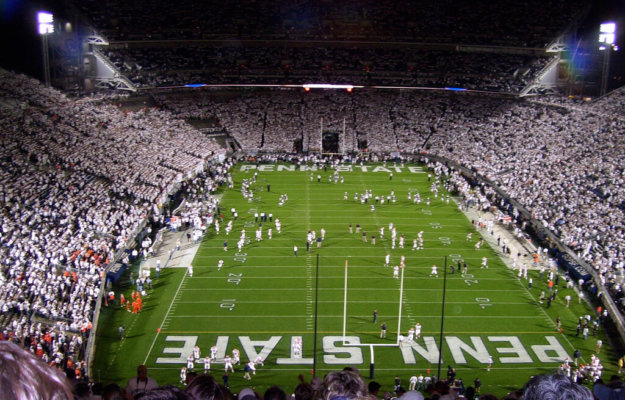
[239,336,282,362]
[488,336,532,363]
[240,165,257,172]
[156,336,199,364]
[276,336,313,365]
[373,166,391,173]
[323,336,363,364]
[408,166,426,173]
[400,336,441,364]
[446,336,491,364]
[277,165,296,171]
[531,336,570,363]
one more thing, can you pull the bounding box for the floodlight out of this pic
[599,22,616,45]
[598,22,618,96]
[601,22,616,34]
[38,12,53,24]
[37,11,54,35]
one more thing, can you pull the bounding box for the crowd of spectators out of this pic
[2,62,625,394]
[152,87,625,313]
[105,45,549,92]
[75,0,586,48]
[0,69,226,373]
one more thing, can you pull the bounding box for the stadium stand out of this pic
[75,0,586,47]
[103,45,549,91]
[0,69,226,375]
[67,0,590,92]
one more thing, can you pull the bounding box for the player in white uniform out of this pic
[430,265,438,277]
[224,355,234,372]
[232,348,240,365]
[248,361,256,375]
[210,345,217,360]
[415,323,422,339]
[193,345,201,362]
[180,367,187,384]
[407,327,415,341]
[226,220,233,233]
[187,264,193,277]
[481,257,488,269]
[218,260,224,271]
[267,228,272,239]
[204,356,211,372]
[187,353,195,370]
[393,265,399,279]
[384,254,390,267]
[399,235,405,248]
[409,375,418,391]
[254,355,264,366]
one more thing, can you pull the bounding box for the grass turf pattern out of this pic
[93,163,618,397]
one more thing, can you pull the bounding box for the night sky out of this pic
[1,0,623,93]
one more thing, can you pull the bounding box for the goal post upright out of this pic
[396,263,405,345]
[342,259,348,344]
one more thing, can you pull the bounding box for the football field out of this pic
[94,162,618,396]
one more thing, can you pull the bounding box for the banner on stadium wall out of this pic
[557,252,592,282]
[106,262,126,283]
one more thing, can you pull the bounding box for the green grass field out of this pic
[94,162,619,397]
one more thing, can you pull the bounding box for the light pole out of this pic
[37,11,54,87]
[598,22,618,96]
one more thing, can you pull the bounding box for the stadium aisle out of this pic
[150,228,202,272]
[457,201,544,271]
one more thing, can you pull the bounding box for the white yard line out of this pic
[142,269,188,365]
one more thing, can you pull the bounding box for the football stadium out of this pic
[1,1,625,400]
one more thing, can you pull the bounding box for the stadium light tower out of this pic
[598,22,618,96]
[37,11,54,87]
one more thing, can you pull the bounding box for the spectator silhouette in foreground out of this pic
[521,374,592,400]
[320,370,369,400]
[0,340,74,400]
